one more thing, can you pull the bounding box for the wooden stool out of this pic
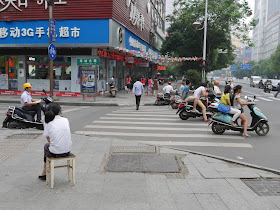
[46,154,76,189]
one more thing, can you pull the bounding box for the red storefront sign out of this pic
[157,66,166,70]
[98,49,125,62]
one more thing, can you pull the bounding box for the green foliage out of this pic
[161,0,253,71]
[184,69,202,87]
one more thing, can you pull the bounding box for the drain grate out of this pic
[242,179,280,196]
[105,154,180,173]
[112,146,156,153]
[6,134,40,140]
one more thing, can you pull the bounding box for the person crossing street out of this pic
[132,77,144,110]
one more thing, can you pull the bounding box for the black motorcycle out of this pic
[176,92,218,120]
[2,89,53,130]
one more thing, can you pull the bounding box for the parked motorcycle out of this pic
[2,89,53,130]
[176,92,218,120]
[106,82,117,97]
[155,93,171,105]
[209,96,269,136]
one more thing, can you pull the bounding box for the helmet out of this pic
[168,82,171,85]
[23,83,32,89]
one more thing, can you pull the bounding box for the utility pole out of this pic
[202,0,208,82]
[48,0,54,96]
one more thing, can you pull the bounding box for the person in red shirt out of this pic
[141,77,146,88]
[126,75,132,93]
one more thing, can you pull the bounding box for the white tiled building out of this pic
[252,0,280,61]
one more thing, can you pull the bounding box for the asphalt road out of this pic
[1,83,279,170]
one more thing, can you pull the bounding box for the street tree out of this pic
[161,0,254,74]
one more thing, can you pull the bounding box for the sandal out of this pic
[38,175,46,181]
[242,133,251,138]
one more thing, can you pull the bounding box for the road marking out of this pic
[120,107,173,111]
[268,97,280,101]
[242,90,261,96]
[257,97,273,102]
[85,125,208,131]
[75,131,243,140]
[139,141,252,148]
[63,107,88,113]
[100,117,181,121]
[113,111,176,115]
[107,113,178,118]
[93,120,209,126]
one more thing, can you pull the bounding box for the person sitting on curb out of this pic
[38,103,72,181]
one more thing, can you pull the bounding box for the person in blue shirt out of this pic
[181,80,193,102]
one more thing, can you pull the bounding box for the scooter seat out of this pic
[16,108,36,115]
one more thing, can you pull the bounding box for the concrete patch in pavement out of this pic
[154,145,280,176]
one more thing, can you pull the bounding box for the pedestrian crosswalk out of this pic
[74,106,254,149]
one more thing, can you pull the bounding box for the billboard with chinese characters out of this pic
[0,19,109,45]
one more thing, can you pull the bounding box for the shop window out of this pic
[0,56,18,89]
[27,56,71,80]
[99,58,106,80]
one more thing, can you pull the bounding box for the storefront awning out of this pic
[113,47,203,66]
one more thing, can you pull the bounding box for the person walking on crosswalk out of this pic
[274,81,280,98]
[132,77,144,110]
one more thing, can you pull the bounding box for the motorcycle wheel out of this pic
[179,111,189,120]
[268,90,270,93]
[171,103,178,109]
[8,121,22,129]
[255,122,269,136]
[112,90,116,97]
[211,122,225,135]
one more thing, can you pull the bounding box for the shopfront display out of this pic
[0,56,18,90]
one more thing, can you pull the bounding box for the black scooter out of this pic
[176,92,218,120]
[2,89,53,130]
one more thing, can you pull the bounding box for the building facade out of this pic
[0,0,166,94]
[252,0,280,61]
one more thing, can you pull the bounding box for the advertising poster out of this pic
[81,70,95,94]
[0,74,8,90]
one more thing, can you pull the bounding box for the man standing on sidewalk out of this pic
[132,77,144,110]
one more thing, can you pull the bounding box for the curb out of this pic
[0,100,119,107]
[143,144,280,175]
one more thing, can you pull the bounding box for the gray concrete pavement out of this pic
[0,128,280,209]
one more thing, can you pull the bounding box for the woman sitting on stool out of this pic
[39,103,72,181]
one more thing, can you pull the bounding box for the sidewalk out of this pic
[0,129,280,209]
[0,82,180,107]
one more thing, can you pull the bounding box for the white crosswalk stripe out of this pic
[268,97,280,101]
[257,97,273,102]
[93,120,209,126]
[74,107,254,149]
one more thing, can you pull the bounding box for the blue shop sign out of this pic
[0,19,109,45]
[125,29,159,56]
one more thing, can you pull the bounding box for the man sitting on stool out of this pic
[21,83,43,123]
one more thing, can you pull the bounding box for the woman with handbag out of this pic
[220,85,241,127]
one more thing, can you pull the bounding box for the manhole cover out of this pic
[112,146,156,153]
[7,134,40,139]
[105,154,180,173]
[242,179,280,196]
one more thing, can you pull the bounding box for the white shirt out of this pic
[213,85,221,96]
[21,91,32,107]
[178,85,184,95]
[163,85,173,93]
[132,81,144,96]
[193,86,206,98]
[43,115,72,154]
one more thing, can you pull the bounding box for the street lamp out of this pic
[193,0,208,82]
